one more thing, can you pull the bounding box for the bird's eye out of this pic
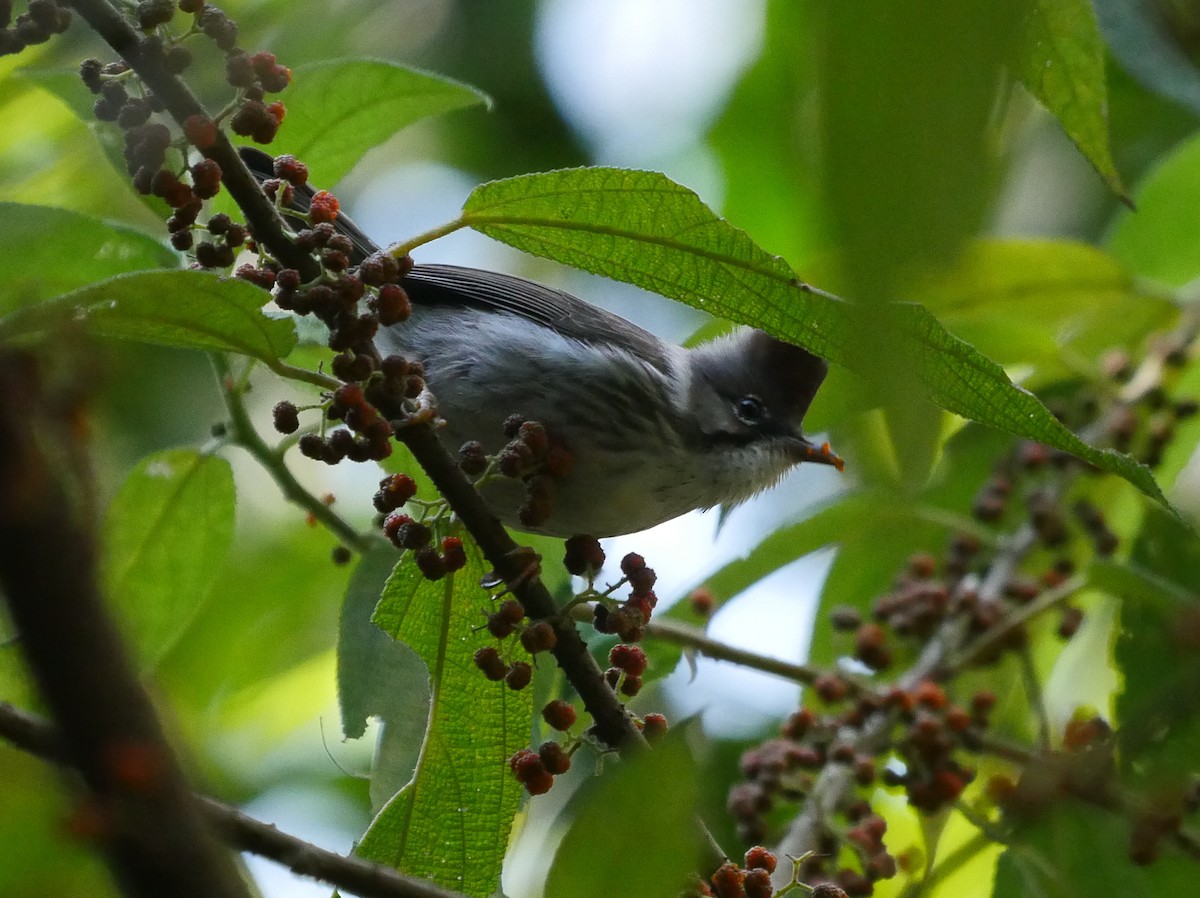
[735,394,767,426]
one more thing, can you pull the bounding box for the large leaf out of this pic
[0,269,297,363]
[544,733,699,898]
[102,450,235,670]
[358,542,530,897]
[1094,0,1200,117]
[1017,0,1126,198]
[0,203,177,312]
[269,59,489,187]
[462,168,1164,502]
[1107,131,1200,288]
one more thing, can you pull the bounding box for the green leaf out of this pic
[0,203,177,313]
[1112,505,1200,790]
[270,59,489,187]
[814,2,1018,294]
[993,801,1197,897]
[337,545,431,810]
[1094,0,1200,117]
[545,733,699,898]
[358,541,530,897]
[102,450,235,670]
[463,168,1166,503]
[1106,131,1200,288]
[915,239,1175,371]
[1017,0,1127,198]
[0,270,297,363]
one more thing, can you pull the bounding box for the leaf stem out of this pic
[386,217,469,258]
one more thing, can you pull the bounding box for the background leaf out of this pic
[0,203,177,313]
[1017,0,1127,198]
[336,545,432,810]
[268,59,490,187]
[1106,131,1200,287]
[102,449,235,670]
[544,732,699,898]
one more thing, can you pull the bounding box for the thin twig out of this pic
[211,354,372,553]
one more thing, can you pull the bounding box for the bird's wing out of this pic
[403,265,674,370]
[237,147,673,370]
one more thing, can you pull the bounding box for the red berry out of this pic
[609,643,647,677]
[642,712,668,743]
[563,535,605,577]
[473,647,507,681]
[505,661,532,691]
[542,700,576,731]
[743,846,776,873]
[520,620,558,654]
[538,740,571,775]
[441,537,466,572]
[414,547,446,580]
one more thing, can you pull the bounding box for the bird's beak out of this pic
[793,436,845,472]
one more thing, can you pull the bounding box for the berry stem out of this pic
[210,353,372,553]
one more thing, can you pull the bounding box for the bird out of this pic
[239,148,841,537]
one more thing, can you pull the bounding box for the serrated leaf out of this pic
[1095,0,1200,117]
[545,733,698,898]
[1017,0,1127,198]
[102,450,235,671]
[358,542,530,897]
[462,168,1166,503]
[270,59,489,186]
[0,203,177,312]
[1106,130,1200,288]
[0,269,297,362]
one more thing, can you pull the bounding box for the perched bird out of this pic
[240,148,840,537]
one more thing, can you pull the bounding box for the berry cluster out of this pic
[728,679,994,893]
[471,415,575,529]
[473,587,559,689]
[681,846,780,898]
[79,1,292,265]
[987,712,1189,865]
[505,700,582,795]
[508,740,572,796]
[0,0,71,56]
[570,540,658,646]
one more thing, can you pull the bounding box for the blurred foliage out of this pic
[4,1,1200,897]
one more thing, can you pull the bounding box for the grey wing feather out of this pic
[237,147,673,371]
[403,265,674,371]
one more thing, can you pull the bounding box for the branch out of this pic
[0,351,252,898]
[0,702,467,898]
[571,604,833,687]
